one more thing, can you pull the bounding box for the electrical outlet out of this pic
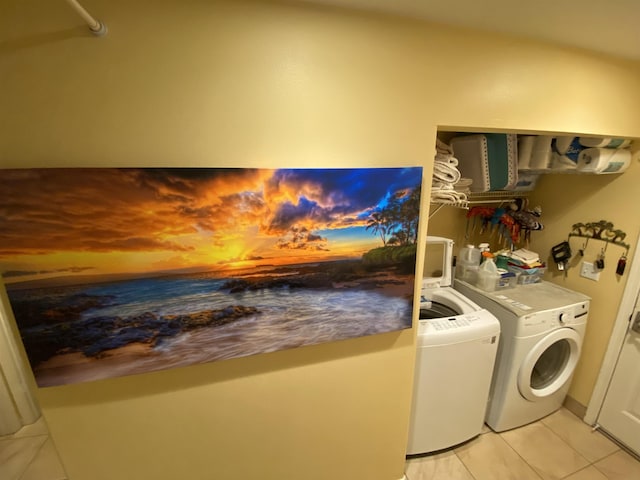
[580,261,601,281]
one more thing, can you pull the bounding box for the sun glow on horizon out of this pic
[0,167,422,286]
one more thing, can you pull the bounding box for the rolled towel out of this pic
[435,153,459,166]
[432,160,461,184]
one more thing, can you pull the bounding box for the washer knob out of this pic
[559,312,566,324]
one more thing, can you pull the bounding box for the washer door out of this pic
[517,328,582,401]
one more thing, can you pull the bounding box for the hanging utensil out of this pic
[579,238,589,256]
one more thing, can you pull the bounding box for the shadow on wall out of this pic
[33,323,409,408]
[0,26,90,54]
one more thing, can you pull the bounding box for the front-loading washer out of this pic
[406,237,500,455]
[454,279,590,432]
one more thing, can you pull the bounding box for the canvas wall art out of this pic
[0,167,422,387]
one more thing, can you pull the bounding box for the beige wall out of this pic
[1,0,640,479]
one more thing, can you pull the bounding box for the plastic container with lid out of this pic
[496,271,519,289]
[507,264,546,284]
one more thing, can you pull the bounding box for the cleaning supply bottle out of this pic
[477,254,499,291]
[478,243,490,263]
[456,244,481,284]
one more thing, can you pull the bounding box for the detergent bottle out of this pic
[477,253,500,292]
[456,244,481,284]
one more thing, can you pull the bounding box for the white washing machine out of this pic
[454,279,590,432]
[406,237,500,455]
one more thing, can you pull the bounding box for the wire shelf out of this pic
[429,190,530,218]
[467,190,530,204]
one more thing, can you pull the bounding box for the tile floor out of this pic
[3,408,639,480]
[406,408,640,480]
[0,417,67,480]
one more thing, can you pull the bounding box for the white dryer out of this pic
[407,237,500,455]
[454,280,590,432]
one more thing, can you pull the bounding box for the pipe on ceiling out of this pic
[65,0,107,36]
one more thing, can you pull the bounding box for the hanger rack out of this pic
[567,220,630,253]
[429,200,468,218]
[467,191,529,204]
[429,191,529,218]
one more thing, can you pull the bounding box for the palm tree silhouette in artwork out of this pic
[366,211,391,246]
[366,184,421,246]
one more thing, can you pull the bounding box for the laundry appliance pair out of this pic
[407,236,590,457]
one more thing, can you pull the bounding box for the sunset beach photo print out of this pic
[0,167,423,387]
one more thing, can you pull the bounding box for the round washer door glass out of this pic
[517,328,582,401]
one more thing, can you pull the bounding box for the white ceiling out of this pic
[296,0,640,61]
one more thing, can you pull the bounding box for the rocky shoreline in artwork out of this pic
[14,258,415,369]
[217,253,415,294]
[219,269,407,294]
[21,303,260,366]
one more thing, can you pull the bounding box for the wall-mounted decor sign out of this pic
[0,167,422,387]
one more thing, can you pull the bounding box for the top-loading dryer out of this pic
[406,237,500,455]
[454,279,590,432]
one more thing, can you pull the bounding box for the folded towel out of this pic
[432,160,461,184]
[510,248,540,263]
[434,153,459,166]
[430,186,468,204]
[436,138,454,156]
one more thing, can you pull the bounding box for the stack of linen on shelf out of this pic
[508,249,543,268]
[431,139,470,205]
[504,248,546,284]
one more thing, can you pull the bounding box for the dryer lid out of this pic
[423,236,454,289]
[462,280,590,315]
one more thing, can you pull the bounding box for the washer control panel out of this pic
[518,301,589,336]
[428,316,474,331]
[418,311,497,334]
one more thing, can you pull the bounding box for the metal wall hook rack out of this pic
[567,220,630,253]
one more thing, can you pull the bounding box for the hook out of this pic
[579,238,589,256]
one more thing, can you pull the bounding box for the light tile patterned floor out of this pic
[3,408,639,480]
[406,408,640,480]
[0,417,66,480]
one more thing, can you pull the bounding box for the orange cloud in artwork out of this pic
[0,168,422,283]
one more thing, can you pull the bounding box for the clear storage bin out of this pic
[507,265,546,284]
[496,271,519,290]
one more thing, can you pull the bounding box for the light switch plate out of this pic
[580,261,601,281]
